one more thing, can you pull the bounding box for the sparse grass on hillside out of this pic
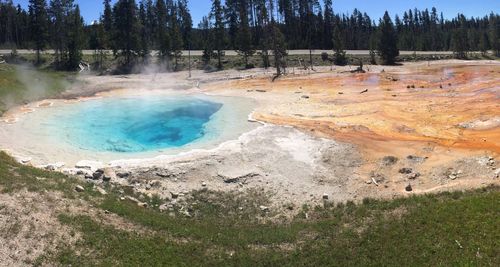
[0,63,74,114]
[0,151,498,266]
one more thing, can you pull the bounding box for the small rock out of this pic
[102,168,116,182]
[366,180,372,184]
[201,182,207,187]
[170,192,179,199]
[84,174,93,180]
[159,204,168,212]
[382,156,399,166]
[399,168,413,174]
[259,205,270,212]
[92,171,103,180]
[322,193,329,200]
[116,171,130,178]
[301,95,310,99]
[408,172,420,180]
[95,187,107,195]
[75,185,85,192]
[405,184,413,192]
[449,174,457,180]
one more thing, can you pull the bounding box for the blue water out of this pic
[45,96,223,153]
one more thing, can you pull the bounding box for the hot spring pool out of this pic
[48,97,224,153]
[0,93,257,165]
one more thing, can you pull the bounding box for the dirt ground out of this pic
[1,60,499,209]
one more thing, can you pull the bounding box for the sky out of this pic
[11,0,500,26]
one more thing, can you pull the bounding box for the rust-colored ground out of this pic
[213,62,500,156]
[204,61,499,194]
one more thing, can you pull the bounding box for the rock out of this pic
[405,184,413,192]
[75,160,104,170]
[116,171,130,178]
[159,204,168,212]
[449,174,457,180]
[95,187,107,195]
[75,185,85,192]
[256,89,267,93]
[92,171,103,180]
[408,172,420,180]
[170,192,179,199]
[76,170,85,175]
[382,156,399,166]
[201,182,207,187]
[219,172,259,183]
[399,167,413,174]
[102,168,116,182]
[301,95,310,99]
[84,174,93,180]
[407,155,426,163]
[138,202,148,208]
[259,205,270,212]
[322,193,329,200]
[15,156,32,165]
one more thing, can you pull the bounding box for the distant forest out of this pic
[0,0,499,70]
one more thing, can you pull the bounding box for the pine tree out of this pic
[170,4,183,70]
[178,0,192,49]
[102,0,113,49]
[156,0,171,66]
[489,13,500,57]
[210,0,225,70]
[199,16,213,65]
[332,25,347,66]
[66,4,83,70]
[138,0,150,61]
[377,11,399,65]
[28,0,49,64]
[269,0,286,78]
[478,32,489,56]
[236,0,255,68]
[113,0,141,66]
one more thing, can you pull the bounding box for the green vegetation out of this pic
[0,63,73,114]
[0,150,498,266]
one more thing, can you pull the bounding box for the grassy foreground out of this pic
[0,151,498,266]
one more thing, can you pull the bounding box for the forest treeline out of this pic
[0,0,499,71]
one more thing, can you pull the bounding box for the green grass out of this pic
[0,63,74,114]
[1,149,497,266]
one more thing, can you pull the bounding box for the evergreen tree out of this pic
[478,32,489,56]
[156,0,171,66]
[377,11,399,65]
[170,3,183,70]
[198,16,213,65]
[102,0,113,49]
[178,0,192,50]
[113,0,141,66]
[451,14,468,59]
[236,0,255,68]
[210,0,225,70]
[269,0,286,78]
[489,13,500,56]
[28,0,49,64]
[332,25,347,65]
[66,4,83,70]
[138,0,150,61]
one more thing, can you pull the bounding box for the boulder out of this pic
[75,185,85,192]
[405,184,413,192]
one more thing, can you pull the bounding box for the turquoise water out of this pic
[44,96,223,153]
